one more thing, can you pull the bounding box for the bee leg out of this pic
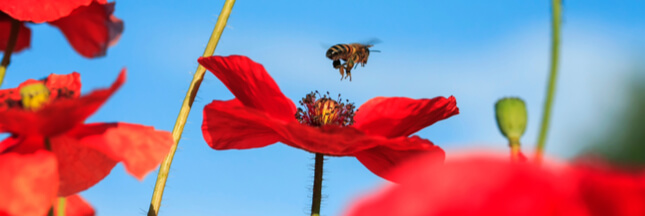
[348,71,352,82]
[338,66,345,80]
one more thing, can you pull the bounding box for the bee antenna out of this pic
[371,50,381,53]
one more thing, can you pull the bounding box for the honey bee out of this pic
[325,40,379,81]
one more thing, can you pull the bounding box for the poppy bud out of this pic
[495,97,527,143]
[20,83,50,111]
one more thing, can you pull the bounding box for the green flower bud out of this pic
[495,97,528,142]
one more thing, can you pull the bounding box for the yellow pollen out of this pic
[316,99,339,125]
[20,83,51,111]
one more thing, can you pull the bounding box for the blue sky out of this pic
[2,1,644,215]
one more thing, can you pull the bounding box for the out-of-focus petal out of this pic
[63,122,173,180]
[0,69,125,137]
[0,0,102,23]
[49,2,123,58]
[573,160,645,216]
[0,151,58,216]
[203,99,283,150]
[0,135,20,153]
[198,55,297,122]
[49,134,117,196]
[345,155,589,216]
[0,87,21,112]
[44,72,82,99]
[354,141,445,182]
[54,194,95,216]
[0,135,45,154]
[353,96,459,138]
[0,14,31,53]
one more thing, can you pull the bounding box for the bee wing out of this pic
[320,42,334,50]
[363,38,382,46]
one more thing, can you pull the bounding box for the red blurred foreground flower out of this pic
[0,71,173,216]
[198,55,459,180]
[344,153,645,216]
[0,0,123,58]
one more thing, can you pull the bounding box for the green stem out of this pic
[0,18,21,88]
[310,153,324,216]
[509,138,521,162]
[535,0,562,162]
[57,197,66,216]
[47,207,54,216]
[146,1,236,215]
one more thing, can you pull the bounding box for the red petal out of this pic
[49,133,117,196]
[54,195,95,216]
[198,55,297,122]
[204,99,439,156]
[0,69,125,137]
[0,135,20,153]
[353,96,459,138]
[203,99,283,150]
[0,151,58,216]
[0,135,45,154]
[0,14,31,53]
[0,0,98,23]
[44,72,82,99]
[62,122,173,180]
[573,161,645,216]
[49,1,123,58]
[0,87,20,112]
[354,140,445,182]
[346,155,589,216]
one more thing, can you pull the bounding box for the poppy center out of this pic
[20,83,51,111]
[295,91,356,127]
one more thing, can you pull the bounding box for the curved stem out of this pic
[146,1,236,215]
[535,0,562,163]
[311,153,324,216]
[0,18,21,88]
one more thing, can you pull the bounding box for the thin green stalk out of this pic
[57,197,66,216]
[509,138,521,162]
[535,0,562,162]
[310,153,324,216]
[147,1,236,215]
[0,18,21,88]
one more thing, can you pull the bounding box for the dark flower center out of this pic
[295,91,356,127]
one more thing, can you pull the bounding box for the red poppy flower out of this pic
[0,0,123,58]
[344,153,645,216]
[0,71,173,216]
[198,55,459,180]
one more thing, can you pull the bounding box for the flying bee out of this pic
[325,40,379,81]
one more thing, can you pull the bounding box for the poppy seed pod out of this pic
[495,97,527,142]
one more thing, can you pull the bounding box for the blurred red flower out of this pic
[0,71,173,216]
[0,0,123,58]
[344,153,645,216]
[198,55,459,180]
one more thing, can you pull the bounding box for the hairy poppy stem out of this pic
[535,0,561,163]
[146,1,236,215]
[311,153,324,216]
[0,18,21,88]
